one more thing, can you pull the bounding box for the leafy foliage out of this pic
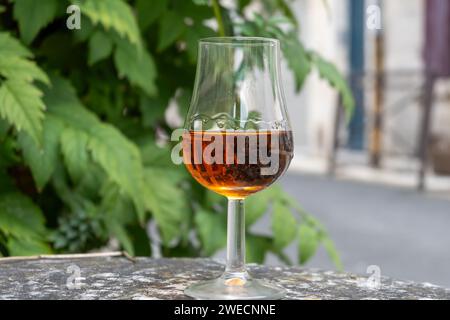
[246,186,342,267]
[72,0,141,46]
[0,33,48,145]
[0,0,349,268]
[13,0,61,44]
[18,115,63,190]
[43,75,148,223]
[0,193,51,256]
[88,30,113,65]
[113,36,157,96]
[0,80,46,146]
[136,0,168,31]
[157,11,186,51]
[272,200,297,250]
[195,209,227,256]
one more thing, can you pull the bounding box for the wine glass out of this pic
[182,37,293,300]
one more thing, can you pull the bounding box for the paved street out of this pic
[273,173,450,287]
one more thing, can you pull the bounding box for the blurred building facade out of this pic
[285,0,450,167]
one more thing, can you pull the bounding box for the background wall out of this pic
[286,0,450,162]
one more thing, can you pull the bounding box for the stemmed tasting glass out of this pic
[182,37,294,299]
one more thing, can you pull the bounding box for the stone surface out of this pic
[0,256,449,300]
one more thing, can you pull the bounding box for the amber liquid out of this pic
[182,131,293,198]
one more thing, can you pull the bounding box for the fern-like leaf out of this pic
[60,127,89,183]
[282,33,311,91]
[18,115,63,191]
[0,80,46,145]
[87,124,146,221]
[0,32,49,145]
[73,0,141,46]
[0,57,49,85]
[113,37,157,96]
[43,75,147,223]
[0,33,32,58]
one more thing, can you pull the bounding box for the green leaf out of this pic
[271,200,297,249]
[114,38,157,96]
[7,237,52,256]
[0,57,49,84]
[194,209,226,255]
[73,0,141,46]
[174,0,214,21]
[281,34,311,91]
[310,53,355,121]
[88,30,114,65]
[107,220,134,255]
[0,32,33,58]
[246,234,271,263]
[139,92,169,128]
[193,0,209,4]
[43,73,84,108]
[73,163,105,198]
[100,181,136,223]
[18,115,63,191]
[298,223,320,264]
[143,168,188,244]
[136,0,168,31]
[245,189,271,226]
[88,124,146,221]
[322,236,343,271]
[0,193,48,241]
[13,0,59,44]
[140,142,181,170]
[157,11,186,51]
[0,32,49,145]
[0,80,45,145]
[60,127,89,183]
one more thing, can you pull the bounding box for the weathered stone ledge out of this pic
[0,256,448,300]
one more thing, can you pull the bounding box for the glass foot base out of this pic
[184,273,285,300]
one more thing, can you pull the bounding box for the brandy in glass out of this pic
[182,37,293,299]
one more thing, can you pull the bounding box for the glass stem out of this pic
[225,198,247,276]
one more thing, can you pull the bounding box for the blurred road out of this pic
[271,173,450,287]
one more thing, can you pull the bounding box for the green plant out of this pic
[0,0,352,268]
